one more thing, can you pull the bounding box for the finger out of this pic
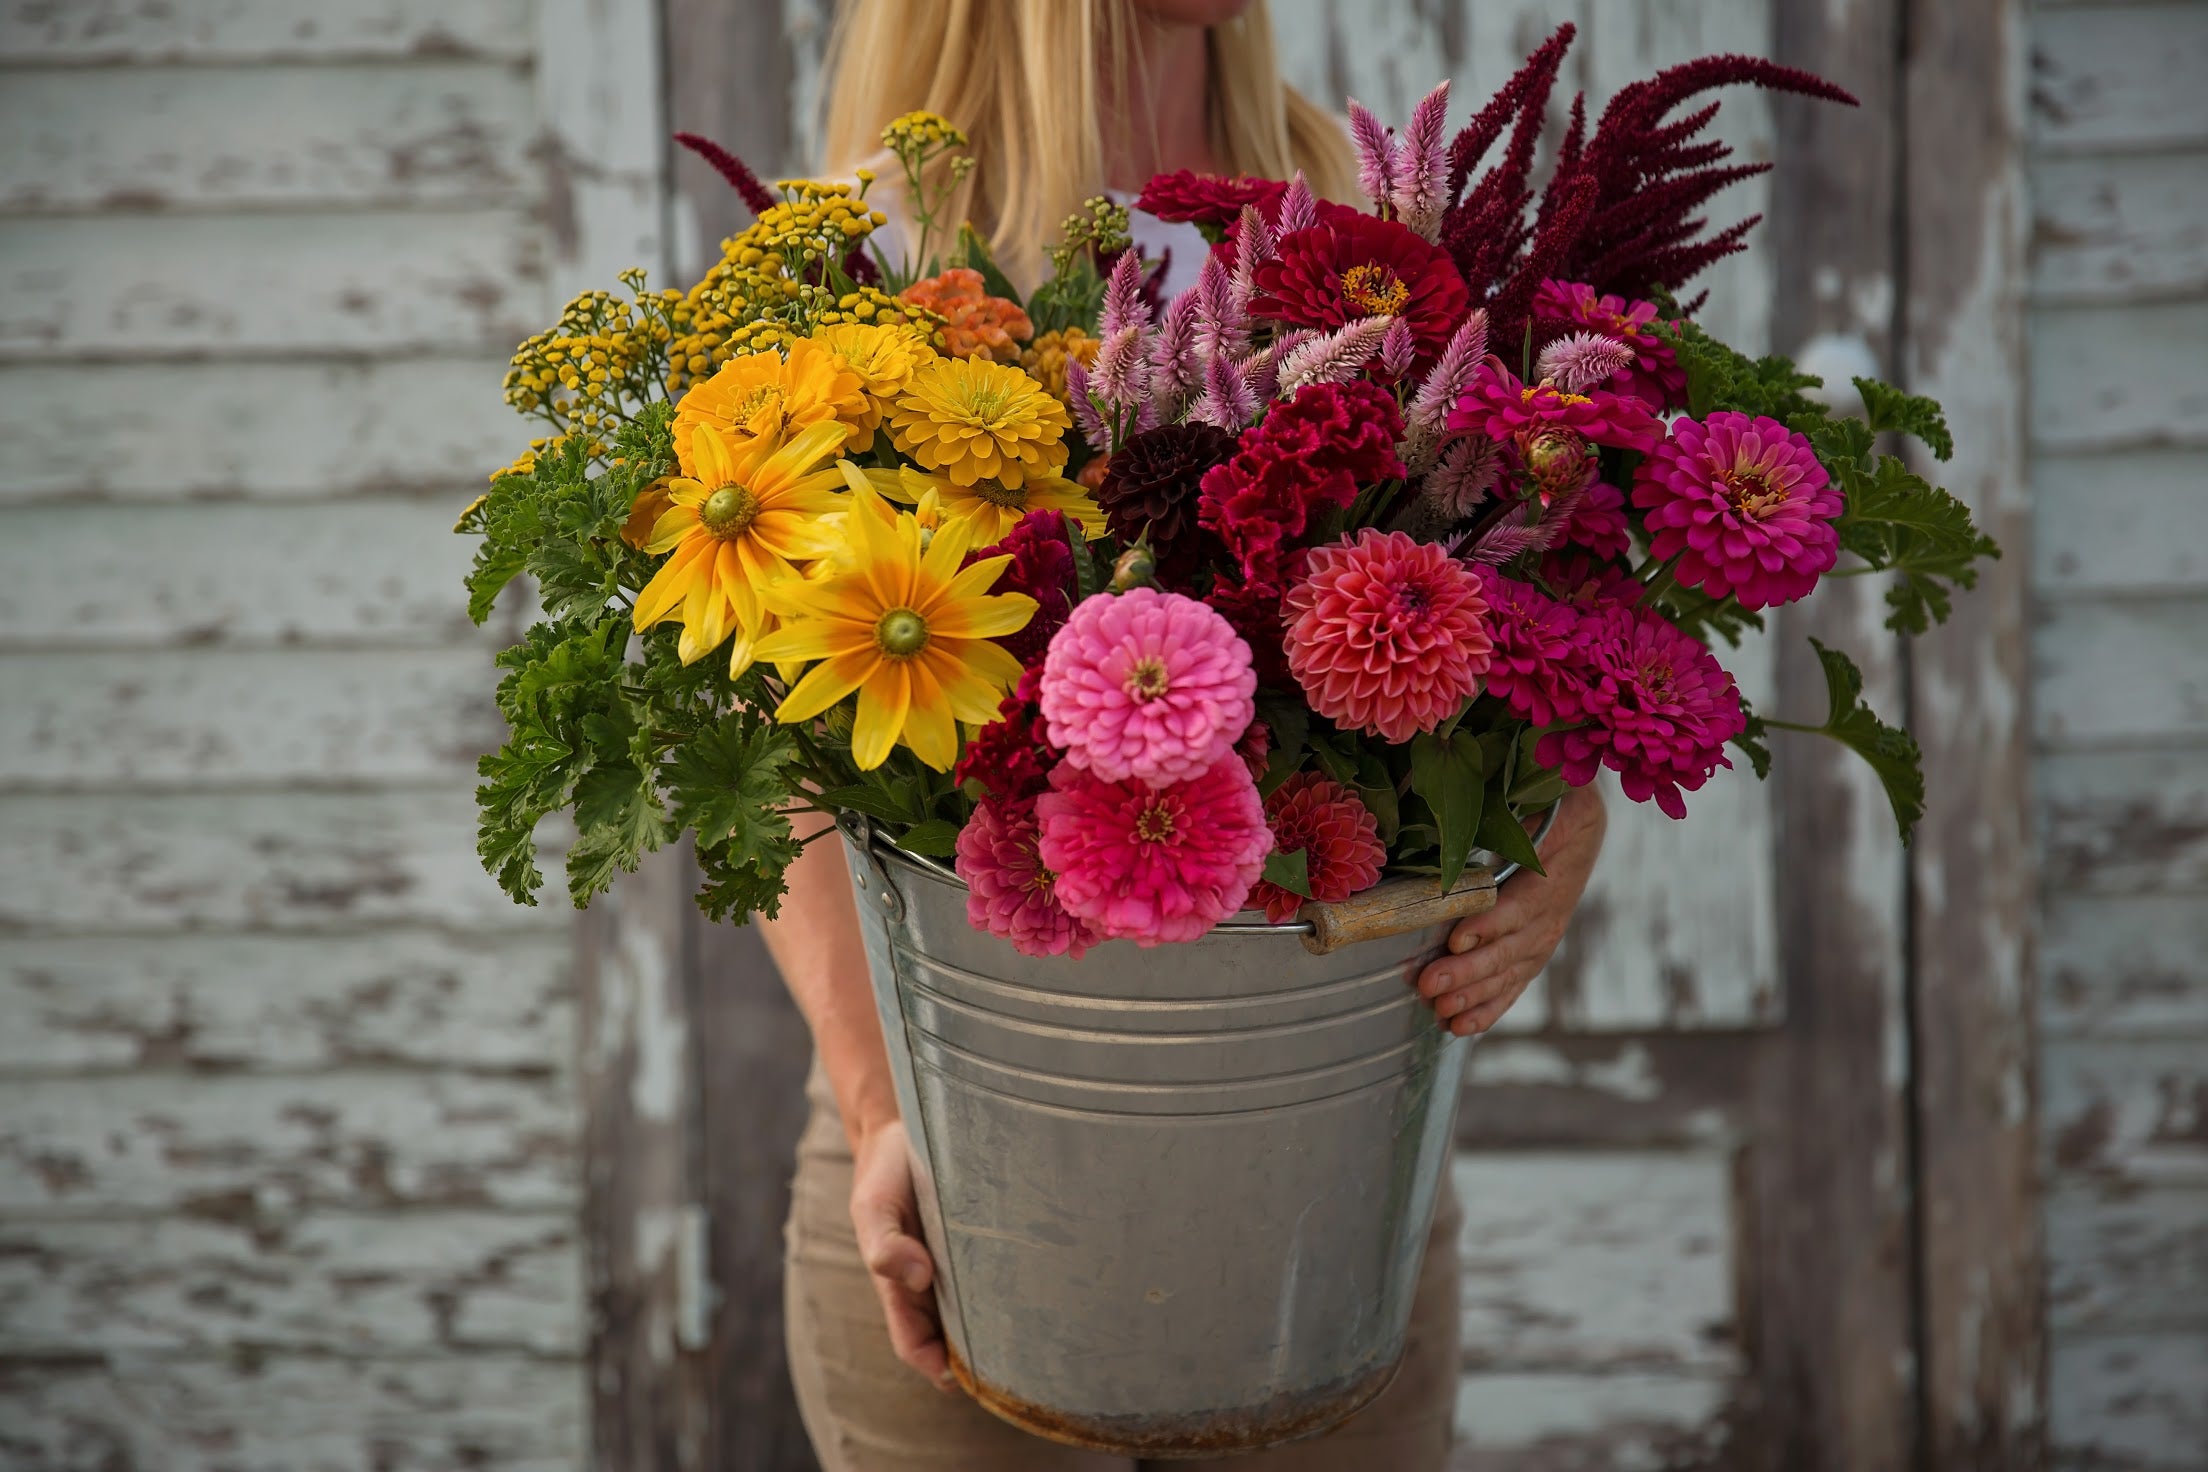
[1450,978,1536,1036]
[1429,970,1515,1021]
[1418,929,1534,998]
[1443,893,1533,955]
[870,1274,953,1386]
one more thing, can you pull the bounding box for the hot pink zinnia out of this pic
[1532,279,1688,410]
[1248,772,1386,924]
[1284,529,1494,743]
[1036,759,1273,946]
[1039,587,1257,788]
[956,797,1101,959]
[1449,360,1664,454]
[1535,602,1747,820]
[1475,570,1587,726]
[1632,411,1843,611]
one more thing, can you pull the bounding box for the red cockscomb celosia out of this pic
[1251,214,1473,364]
[1037,759,1273,946]
[1284,529,1494,743]
[1450,360,1663,453]
[1475,569,1587,726]
[1632,411,1842,610]
[1199,380,1404,588]
[1248,773,1386,923]
[953,667,1058,805]
[1536,601,1746,820]
[1205,573,1296,691]
[1533,279,1687,409]
[971,510,1076,664]
[956,796,1101,959]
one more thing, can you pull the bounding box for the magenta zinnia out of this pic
[1036,759,1273,946]
[1039,587,1257,788]
[955,796,1099,960]
[1475,570,1587,726]
[1632,411,1842,610]
[1284,530,1494,743]
[1532,279,1687,410]
[1248,773,1386,924]
[1450,360,1664,454]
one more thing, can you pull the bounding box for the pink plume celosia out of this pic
[1037,759,1274,946]
[1277,316,1391,394]
[1064,356,1111,443]
[1420,435,1502,518]
[1191,252,1250,362]
[1380,318,1418,377]
[1405,311,1491,442]
[1088,322,1149,411]
[1276,170,1317,235]
[1240,343,1284,406]
[1235,205,1276,282]
[1471,515,1551,566]
[1189,348,1260,429]
[1148,292,1202,416]
[1099,247,1148,339]
[1537,331,1639,394]
[1348,99,1399,209]
[1391,81,1452,240]
[1039,586,1257,788]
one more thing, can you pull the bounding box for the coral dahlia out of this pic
[956,796,1099,959]
[1632,411,1842,610]
[1284,530,1494,743]
[1036,759,1273,946]
[1248,773,1386,924]
[1252,213,1473,365]
[1039,587,1257,788]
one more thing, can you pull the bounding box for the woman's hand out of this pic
[848,1117,957,1390]
[1415,783,1607,1036]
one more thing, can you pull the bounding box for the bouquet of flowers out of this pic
[459,29,1997,954]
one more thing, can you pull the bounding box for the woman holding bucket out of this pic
[760,2,1609,1465]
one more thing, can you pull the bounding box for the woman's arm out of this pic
[760,818,955,1387]
[1413,782,1607,1035]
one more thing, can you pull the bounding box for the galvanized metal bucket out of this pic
[842,822,1515,1457]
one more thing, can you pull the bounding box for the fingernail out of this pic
[904,1267,928,1292]
[1449,932,1478,955]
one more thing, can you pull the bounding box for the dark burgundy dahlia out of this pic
[1096,422,1238,582]
[1251,213,1472,364]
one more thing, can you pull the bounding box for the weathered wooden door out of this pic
[578,2,2041,1467]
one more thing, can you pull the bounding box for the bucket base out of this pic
[949,1346,1403,1459]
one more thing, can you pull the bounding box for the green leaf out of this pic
[1806,638,1925,842]
[1731,695,1774,780]
[1307,729,1360,786]
[694,841,791,925]
[1262,846,1314,900]
[1475,783,1546,877]
[1656,318,1826,423]
[566,759,672,906]
[956,223,1023,307]
[1853,376,1954,460]
[475,736,575,905]
[663,717,799,870]
[812,784,919,826]
[1824,444,2001,635]
[1409,732,1485,890]
[466,542,527,625]
[895,818,961,858]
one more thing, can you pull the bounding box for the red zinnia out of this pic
[1136,171,1289,230]
[1248,772,1386,924]
[1252,214,1473,365]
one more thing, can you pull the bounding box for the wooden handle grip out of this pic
[1298,868,1497,955]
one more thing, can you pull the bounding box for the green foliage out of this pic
[1409,731,1485,890]
[956,224,1023,308]
[896,819,961,858]
[1475,779,1546,877]
[1261,847,1314,901]
[1730,696,1774,781]
[476,619,631,904]
[664,716,801,917]
[1028,247,1105,337]
[1659,319,1826,423]
[1811,419,2001,635]
[1778,639,1925,842]
[1854,377,1953,461]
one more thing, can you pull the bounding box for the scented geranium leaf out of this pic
[1806,638,1925,842]
[1262,847,1315,900]
[694,840,791,926]
[565,759,672,906]
[1658,319,1826,423]
[1731,695,1774,780]
[466,541,528,625]
[1853,377,1953,461]
[1475,778,1545,878]
[1825,449,2001,635]
[475,736,576,905]
[896,819,961,858]
[664,716,799,870]
[1409,731,1484,890]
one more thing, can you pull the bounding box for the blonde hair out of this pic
[820,0,1359,287]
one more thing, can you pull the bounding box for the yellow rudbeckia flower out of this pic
[754,483,1035,772]
[874,464,1107,546]
[672,338,869,470]
[631,418,849,677]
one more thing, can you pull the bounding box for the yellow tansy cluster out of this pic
[1048,196,1134,278]
[882,110,968,154]
[1019,327,1101,403]
[504,268,679,438]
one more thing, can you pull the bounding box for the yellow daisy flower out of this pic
[887,357,1071,490]
[672,339,869,471]
[755,484,1035,772]
[631,418,848,677]
[876,464,1107,546]
[811,321,938,451]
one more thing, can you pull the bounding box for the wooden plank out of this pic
[0,931,571,1074]
[2047,1331,2208,1471]
[2029,302,2208,452]
[2031,152,2208,306]
[2035,599,2208,748]
[2039,748,2208,896]
[0,790,551,935]
[0,0,536,65]
[2028,4,2208,155]
[1458,1035,1751,1149]
[0,648,506,790]
[665,0,792,283]
[0,1069,576,1213]
[0,356,519,503]
[2045,1038,2208,1191]
[0,210,546,358]
[532,0,664,303]
[0,499,487,650]
[2042,892,2208,1038]
[2044,1184,2208,1334]
[2033,450,2208,596]
[0,62,539,213]
[1452,1370,1730,1472]
[0,1354,585,1472]
[1452,1152,1736,1374]
[0,1209,580,1354]
[1904,2,2045,1459]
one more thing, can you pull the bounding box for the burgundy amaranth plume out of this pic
[673,130,881,286]
[1437,25,1856,347]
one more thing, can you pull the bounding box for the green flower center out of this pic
[876,607,931,658]
[701,485,761,538]
[1124,657,1170,702]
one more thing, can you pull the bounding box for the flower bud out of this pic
[1110,542,1157,592]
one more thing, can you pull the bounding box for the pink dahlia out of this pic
[1475,570,1587,726]
[1449,360,1664,454]
[1632,412,1842,611]
[1532,279,1687,410]
[956,797,1100,959]
[1535,602,1747,820]
[1248,773,1386,924]
[1039,587,1257,788]
[1284,529,1494,743]
[1037,759,1273,945]
[1251,213,1473,365]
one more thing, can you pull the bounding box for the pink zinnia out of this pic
[1554,477,1633,561]
[1531,279,1688,410]
[1248,773,1386,924]
[1449,360,1664,454]
[1037,759,1273,946]
[1633,412,1843,611]
[1535,602,1747,820]
[1475,570,1587,726]
[1284,529,1494,743]
[956,797,1100,959]
[1039,587,1257,788]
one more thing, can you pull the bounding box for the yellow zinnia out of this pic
[672,338,869,470]
[875,464,1107,546]
[754,484,1035,772]
[811,322,938,451]
[631,418,848,677]
[887,357,1071,489]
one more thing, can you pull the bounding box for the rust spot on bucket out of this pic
[948,1346,1401,1456]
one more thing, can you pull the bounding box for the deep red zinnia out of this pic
[953,666,1059,805]
[1475,569,1588,726]
[1136,170,1289,230]
[1251,214,1473,365]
